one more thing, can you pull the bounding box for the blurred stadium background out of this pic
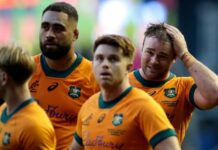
[0,0,217,149]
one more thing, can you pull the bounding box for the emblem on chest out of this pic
[112,114,123,126]
[68,86,81,99]
[164,88,177,98]
[2,132,11,145]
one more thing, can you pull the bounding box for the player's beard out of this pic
[40,42,71,60]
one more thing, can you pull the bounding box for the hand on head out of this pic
[164,23,189,58]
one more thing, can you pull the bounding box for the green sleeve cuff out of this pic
[150,129,177,148]
[74,132,83,146]
[189,84,203,110]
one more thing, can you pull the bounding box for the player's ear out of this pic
[0,71,8,86]
[73,28,79,41]
[127,63,133,72]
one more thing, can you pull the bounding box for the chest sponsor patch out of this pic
[164,88,177,98]
[68,86,81,99]
[112,114,123,126]
[2,132,11,145]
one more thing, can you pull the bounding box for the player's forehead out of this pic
[41,11,69,25]
[94,44,123,57]
[144,37,172,53]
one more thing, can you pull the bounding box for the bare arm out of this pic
[69,138,84,150]
[165,23,218,109]
[154,136,181,150]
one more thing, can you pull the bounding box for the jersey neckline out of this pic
[41,52,83,78]
[1,98,34,124]
[133,70,175,88]
[99,86,133,109]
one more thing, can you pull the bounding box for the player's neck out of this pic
[4,83,31,115]
[101,79,130,102]
[45,49,77,71]
[139,68,170,81]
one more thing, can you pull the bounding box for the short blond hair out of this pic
[0,43,35,85]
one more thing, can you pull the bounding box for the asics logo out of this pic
[48,82,59,91]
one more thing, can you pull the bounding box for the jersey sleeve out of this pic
[74,104,85,146]
[136,97,177,148]
[19,121,56,150]
[181,77,197,108]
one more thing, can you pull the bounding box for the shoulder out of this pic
[84,92,100,105]
[80,92,100,111]
[72,54,93,75]
[130,88,153,101]
[19,110,56,149]
[124,88,154,108]
[19,102,55,139]
[129,88,163,111]
[81,56,92,63]
[79,56,93,69]
[171,76,195,89]
[128,70,137,78]
[32,54,41,63]
[22,102,53,126]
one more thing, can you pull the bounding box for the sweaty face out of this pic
[141,37,175,81]
[40,11,77,60]
[93,44,130,88]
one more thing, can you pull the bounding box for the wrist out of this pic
[179,50,189,59]
[181,52,196,68]
[180,51,189,60]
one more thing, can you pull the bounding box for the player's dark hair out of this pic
[143,23,175,57]
[42,2,78,21]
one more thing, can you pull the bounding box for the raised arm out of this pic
[69,138,84,150]
[165,23,218,109]
[154,136,181,150]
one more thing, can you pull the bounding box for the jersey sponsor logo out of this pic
[84,134,124,149]
[68,86,81,99]
[83,113,93,126]
[47,82,59,91]
[97,113,106,123]
[148,90,156,96]
[2,132,11,145]
[161,100,178,107]
[45,105,76,123]
[108,128,126,136]
[164,88,177,98]
[29,80,39,92]
[112,114,123,126]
